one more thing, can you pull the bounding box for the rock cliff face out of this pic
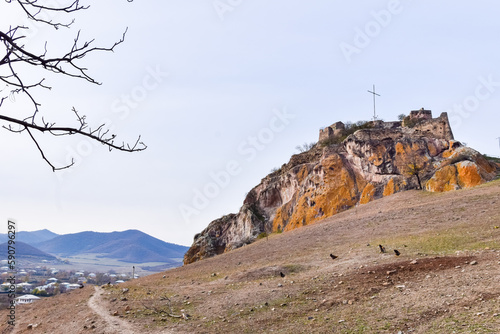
[184,111,498,265]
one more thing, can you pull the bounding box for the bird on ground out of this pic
[379,244,386,253]
[280,272,285,278]
[394,249,401,256]
[330,254,338,260]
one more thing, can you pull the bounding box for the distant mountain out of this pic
[0,229,58,244]
[34,230,189,263]
[0,241,57,261]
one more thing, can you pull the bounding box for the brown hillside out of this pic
[2,179,500,333]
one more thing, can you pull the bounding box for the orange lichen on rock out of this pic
[368,145,387,167]
[360,183,376,204]
[296,165,309,185]
[272,194,297,232]
[442,140,461,159]
[426,165,460,192]
[382,178,406,197]
[456,161,483,188]
[272,153,364,233]
[383,178,396,196]
[394,141,429,173]
[442,150,454,158]
[395,142,406,156]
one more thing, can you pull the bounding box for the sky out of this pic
[1,1,499,247]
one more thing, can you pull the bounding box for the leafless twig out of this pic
[0,1,144,171]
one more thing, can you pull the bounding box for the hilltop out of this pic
[2,178,499,333]
[184,109,499,264]
[0,241,57,262]
[0,229,189,273]
[34,230,188,264]
[0,229,59,245]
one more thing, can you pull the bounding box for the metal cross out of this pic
[367,84,380,121]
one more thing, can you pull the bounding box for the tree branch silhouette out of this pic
[0,0,143,172]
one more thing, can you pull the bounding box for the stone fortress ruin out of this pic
[319,108,454,143]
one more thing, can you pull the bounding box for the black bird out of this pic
[79,283,84,289]
[379,244,386,253]
[330,254,338,260]
[280,271,285,278]
[394,249,400,256]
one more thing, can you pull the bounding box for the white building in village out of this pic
[67,284,82,290]
[15,294,41,305]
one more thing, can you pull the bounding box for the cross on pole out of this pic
[367,84,380,121]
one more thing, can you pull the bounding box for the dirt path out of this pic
[88,286,137,334]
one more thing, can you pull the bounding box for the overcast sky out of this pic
[1,1,499,246]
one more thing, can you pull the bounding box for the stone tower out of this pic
[319,121,346,142]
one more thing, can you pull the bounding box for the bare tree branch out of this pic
[15,0,89,29]
[0,0,144,171]
[0,111,147,151]
[25,126,75,171]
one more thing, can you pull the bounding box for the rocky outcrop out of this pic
[425,143,498,192]
[184,111,498,265]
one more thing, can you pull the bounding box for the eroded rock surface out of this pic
[184,111,498,265]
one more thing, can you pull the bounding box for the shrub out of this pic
[403,116,419,128]
[257,232,268,239]
[32,288,48,296]
[295,142,316,153]
[484,154,500,163]
[320,120,373,147]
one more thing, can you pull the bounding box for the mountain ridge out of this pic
[0,229,59,245]
[34,229,188,263]
[0,241,57,261]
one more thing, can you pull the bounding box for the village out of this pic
[0,259,138,306]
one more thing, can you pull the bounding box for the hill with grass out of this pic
[0,229,58,244]
[0,241,57,261]
[1,179,499,333]
[34,230,188,263]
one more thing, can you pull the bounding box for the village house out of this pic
[15,294,41,305]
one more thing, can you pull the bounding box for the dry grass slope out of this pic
[1,180,500,333]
